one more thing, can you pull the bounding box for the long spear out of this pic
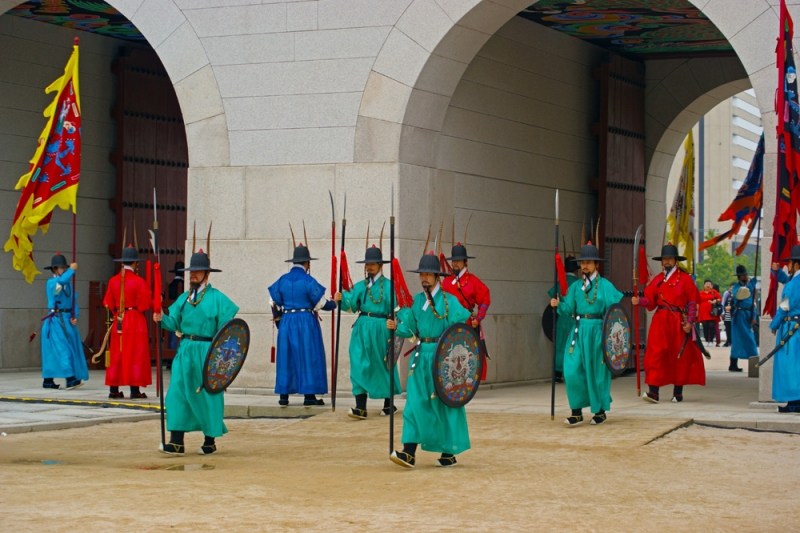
[329,191,336,393]
[149,189,166,449]
[551,190,560,421]
[632,224,643,397]
[389,184,396,454]
[332,193,347,411]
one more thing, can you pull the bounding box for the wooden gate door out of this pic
[594,56,647,358]
[87,47,188,369]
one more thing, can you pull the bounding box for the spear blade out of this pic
[328,190,335,223]
[555,189,559,224]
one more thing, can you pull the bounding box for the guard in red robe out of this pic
[442,242,491,381]
[102,245,152,399]
[632,244,705,403]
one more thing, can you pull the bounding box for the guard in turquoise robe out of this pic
[156,250,239,456]
[547,256,580,378]
[769,248,800,413]
[553,244,623,426]
[730,264,758,370]
[389,253,471,469]
[336,244,401,419]
[40,254,88,390]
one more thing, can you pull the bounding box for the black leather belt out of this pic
[568,314,603,353]
[182,334,213,342]
[656,305,682,313]
[419,337,439,344]
[49,309,70,313]
[785,315,800,322]
[574,314,603,320]
[285,308,313,313]
[359,312,388,319]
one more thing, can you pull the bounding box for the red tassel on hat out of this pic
[439,253,453,276]
[555,253,568,297]
[340,250,354,292]
[392,258,414,308]
[638,246,651,285]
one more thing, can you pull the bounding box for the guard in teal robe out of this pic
[730,264,758,370]
[389,253,471,469]
[156,250,239,456]
[337,244,401,419]
[547,256,580,378]
[553,244,623,426]
[769,247,800,413]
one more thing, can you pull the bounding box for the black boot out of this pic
[109,386,124,399]
[564,408,583,426]
[591,410,607,425]
[349,394,368,419]
[381,397,397,416]
[199,435,217,455]
[391,443,417,468]
[160,431,185,455]
[42,378,60,390]
[672,386,684,403]
[729,358,743,372]
[436,453,457,467]
[643,385,659,403]
[278,394,289,407]
[130,386,147,399]
[303,394,325,406]
[65,376,83,390]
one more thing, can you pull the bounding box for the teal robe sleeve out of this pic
[447,294,472,324]
[340,282,364,314]
[395,303,418,339]
[556,283,578,318]
[160,293,188,332]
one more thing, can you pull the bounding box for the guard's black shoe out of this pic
[728,366,743,372]
[108,391,124,399]
[381,405,398,416]
[303,396,325,407]
[564,415,583,426]
[671,395,684,403]
[130,392,148,399]
[43,381,61,390]
[554,371,564,383]
[778,404,800,413]
[590,412,607,425]
[390,450,415,468]
[436,454,457,467]
[198,444,217,455]
[159,442,184,456]
[65,379,83,391]
[348,408,367,420]
[643,391,659,403]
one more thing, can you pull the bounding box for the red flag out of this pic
[391,258,414,308]
[766,0,800,316]
[638,246,651,285]
[339,250,354,292]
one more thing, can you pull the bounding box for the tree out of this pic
[695,231,735,291]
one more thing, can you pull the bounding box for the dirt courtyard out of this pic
[1,412,797,532]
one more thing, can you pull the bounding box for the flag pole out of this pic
[332,193,347,412]
[551,190,559,421]
[71,37,79,319]
[329,191,336,393]
[151,189,165,449]
[389,184,396,454]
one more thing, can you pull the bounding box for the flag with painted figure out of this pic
[666,129,696,273]
[698,134,763,255]
[4,38,81,283]
[766,0,800,317]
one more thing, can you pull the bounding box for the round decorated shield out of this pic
[385,334,406,366]
[202,318,250,394]
[541,304,555,342]
[602,304,631,376]
[432,323,483,408]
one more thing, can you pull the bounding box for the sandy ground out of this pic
[1,412,798,532]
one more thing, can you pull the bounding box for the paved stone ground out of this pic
[0,346,797,434]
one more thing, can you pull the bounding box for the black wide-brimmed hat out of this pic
[113,245,145,263]
[577,243,605,262]
[653,243,687,262]
[788,245,800,262]
[447,242,475,261]
[736,264,748,276]
[168,261,185,274]
[286,244,317,263]
[180,251,221,272]
[356,245,388,264]
[409,252,450,276]
[43,253,68,271]
[565,255,579,272]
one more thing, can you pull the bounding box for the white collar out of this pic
[793,270,800,280]
[422,284,440,311]
[190,281,207,301]
[451,268,467,284]
[583,271,597,288]
[124,265,134,272]
[367,273,381,287]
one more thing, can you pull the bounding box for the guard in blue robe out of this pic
[769,246,800,413]
[270,243,336,407]
[730,264,758,371]
[40,253,88,390]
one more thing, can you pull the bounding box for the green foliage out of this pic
[695,230,761,292]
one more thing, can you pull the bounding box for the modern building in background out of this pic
[667,89,764,260]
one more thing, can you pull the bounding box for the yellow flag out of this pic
[666,130,695,273]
